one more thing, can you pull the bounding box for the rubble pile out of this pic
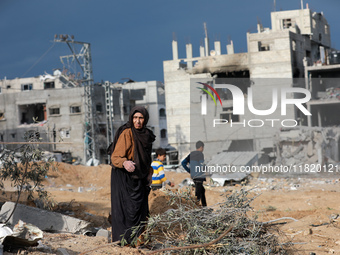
[317,87,340,100]
[275,127,340,169]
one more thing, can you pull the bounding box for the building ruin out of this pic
[163,6,337,162]
[0,74,167,164]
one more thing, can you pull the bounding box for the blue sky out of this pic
[1,0,340,83]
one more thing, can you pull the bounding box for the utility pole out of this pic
[104,81,114,163]
[54,34,96,164]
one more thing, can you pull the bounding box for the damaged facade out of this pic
[163,6,335,161]
[275,127,340,169]
[305,63,340,128]
[0,74,107,163]
[116,81,168,148]
[0,74,167,164]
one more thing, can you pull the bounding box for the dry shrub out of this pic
[138,187,292,254]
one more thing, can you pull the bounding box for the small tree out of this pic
[0,131,57,224]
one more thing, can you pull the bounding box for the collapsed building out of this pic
[0,73,168,164]
[163,5,339,163]
[276,127,340,167]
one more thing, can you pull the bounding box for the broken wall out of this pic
[276,127,340,166]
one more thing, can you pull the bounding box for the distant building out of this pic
[305,60,340,128]
[163,7,334,160]
[121,81,168,148]
[0,74,139,164]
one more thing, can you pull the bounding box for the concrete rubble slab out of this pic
[0,220,43,248]
[211,172,249,186]
[0,202,91,234]
[206,151,258,186]
[57,248,71,255]
[96,228,111,242]
[178,178,194,187]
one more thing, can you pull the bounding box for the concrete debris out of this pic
[0,225,13,243]
[0,220,43,247]
[178,178,194,187]
[276,127,340,167]
[317,87,340,100]
[36,240,52,253]
[96,229,111,243]
[203,151,258,186]
[57,248,71,255]
[0,202,92,234]
[211,172,249,186]
[244,177,340,193]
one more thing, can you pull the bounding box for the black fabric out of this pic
[111,168,149,242]
[110,106,155,243]
[108,106,155,179]
[184,150,207,206]
[151,185,162,191]
[194,180,207,207]
[129,106,155,179]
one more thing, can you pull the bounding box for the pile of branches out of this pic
[139,188,291,254]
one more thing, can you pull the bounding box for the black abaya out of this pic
[110,106,155,244]
[111,167,149,243]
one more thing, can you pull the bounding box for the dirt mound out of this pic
[47,162,111,190]
[149,188,199,215]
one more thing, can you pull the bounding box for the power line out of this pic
[21,42,56,78]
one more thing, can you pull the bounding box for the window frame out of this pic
[70,105,82,114]
[21,83,33,91]
[49,107,60,116]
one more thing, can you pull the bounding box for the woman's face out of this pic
[133,112,145,129]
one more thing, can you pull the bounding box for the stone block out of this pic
[0,202,91,234]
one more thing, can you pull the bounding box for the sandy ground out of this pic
[1,162,340,254]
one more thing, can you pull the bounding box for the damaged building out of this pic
[275,127,340,169]
[163,5,335,161]
[305,58,340,128]
[117,80,168,149]
[0,73,167,164]
[0,73,108,163]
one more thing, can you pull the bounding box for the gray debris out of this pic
[57,248,71,255]
[96,228,111,243]
[0,202,91,234]
[178,178,194,187]
[0,220,43,248]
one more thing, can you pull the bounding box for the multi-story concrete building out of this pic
[0,73,168,164]
[163,6,334,161]
[0,73,136,164]
[304,51,340,128]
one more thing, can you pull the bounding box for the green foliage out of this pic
[0,132,58,220]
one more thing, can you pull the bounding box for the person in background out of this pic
[181,141,207,207]
[151,148,175,190]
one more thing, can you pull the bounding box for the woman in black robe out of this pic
[110,106,155,244]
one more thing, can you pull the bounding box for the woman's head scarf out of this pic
[111,106,155,179]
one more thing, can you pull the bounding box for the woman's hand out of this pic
[123,160,135,172]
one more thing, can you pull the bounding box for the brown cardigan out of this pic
[111,128,135,168]
[111,128,153,178]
